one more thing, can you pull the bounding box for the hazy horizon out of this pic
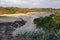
[0,0,60,8]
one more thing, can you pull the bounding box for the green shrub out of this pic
[16,29,43,38]
[33,13,60,40]
[44,31,57,40]
[34,13,60,31]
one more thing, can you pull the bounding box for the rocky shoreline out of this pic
[0,12,52,40]
[0,17,26,40]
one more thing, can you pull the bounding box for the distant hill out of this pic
[0,7,60,14]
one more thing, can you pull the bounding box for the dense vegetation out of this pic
[4,13,59,40]
[0,7,60,40]
[34,13,60,40]
[0,7,60,14]
[34,13,60,31]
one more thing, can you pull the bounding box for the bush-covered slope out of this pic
[0,7,60,14]
[34,13,60,40]
[34,13,60,31]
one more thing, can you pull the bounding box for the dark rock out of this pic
[0,18,26,38]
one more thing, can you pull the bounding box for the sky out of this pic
[0,0,60,8]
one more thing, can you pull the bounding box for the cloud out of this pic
[0,0,60,8]
[32,3,40,5]
[0,0,26,4]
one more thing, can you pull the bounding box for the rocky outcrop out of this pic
[0,12,52,40]
[0,17,26,39]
